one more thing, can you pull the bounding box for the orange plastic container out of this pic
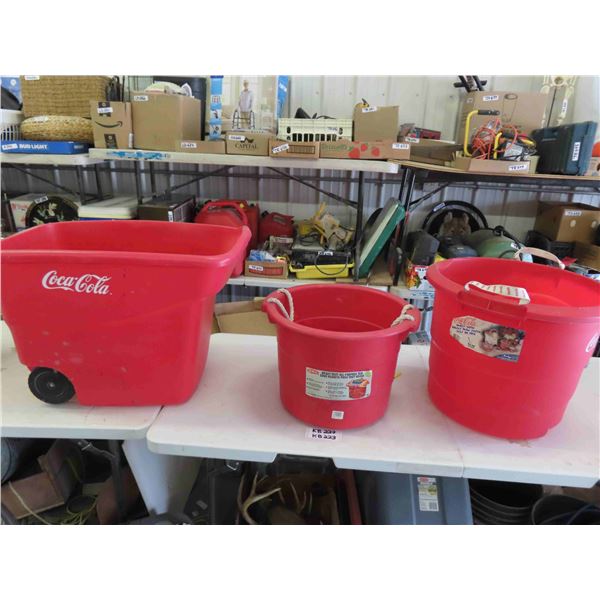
[426,257,600,439]
[263,285,420,429]
[0,220,250,406]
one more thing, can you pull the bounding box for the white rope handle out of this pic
[391,304,416,327]
[266,288,295,321]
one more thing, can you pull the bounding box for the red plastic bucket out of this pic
[0,220,250,407]
[426,251,600,439]
[263,285,420,429]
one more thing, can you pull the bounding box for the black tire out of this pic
[28,368,75,404]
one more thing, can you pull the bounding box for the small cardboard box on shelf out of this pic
[353,104,400,142]
[90,101,133,149]
[399,138,459,165]
[573,242,600,270]
[226,131,272,156]
[319,140,409,160]
[244,258,289,278]
[132,92,201,151]
[453,155,531,174]
[177,139,226,154]
[269,140,320,158]
[534,203,600,243]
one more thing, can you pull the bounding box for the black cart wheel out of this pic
[28,368,75,404]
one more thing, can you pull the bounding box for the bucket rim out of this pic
[263,283,419,340]
[426,258,600,323]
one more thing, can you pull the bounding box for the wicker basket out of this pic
[20,76,111,118]
[21,116,94,143]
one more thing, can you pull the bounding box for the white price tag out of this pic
[24,75,40,81]
[393,143,410,150]
[508,163,528,172]
[362,106,377,113]
[572,142,581,162]
[128,133,134,148]
[248,264,264,272]
[305,427,342,441]
[560,99,568,118]
[97,106,113,115]
[2,143,17,150]
[272,143,289,154]
[34,196,49,204]
[483,94,499,102]
[228,134,246,141]
[181,141,197,149]
[565,210,582,217]
[404,137,419,143]
[133,95,148,102]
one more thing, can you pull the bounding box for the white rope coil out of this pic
[266,288,295,321]
[390,304,416,327]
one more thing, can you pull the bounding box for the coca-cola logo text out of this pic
[42,270,111,295]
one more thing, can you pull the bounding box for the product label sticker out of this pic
[483,94,499,102]
[508,163,528,172]
[24,75,40,81]
[404,137,419,143]
[34,195,48,204]
[331,411,345,420]
[133,95,148,102]
[305,427,341,441]
[228,134,245,141]
[362,106,377,113]
[97,106,113,115]
[572,141,581,162]
[417,477,439,512]
[393,143,411,149]
[305,368,372,401]
[272,143,290,154]
[128,133,134,148]
[565,210,582,217]
[181,141,197,149]
[167,211,174,223]
[450,315,525,362]
[2,143,17,150]
[248,264,264,272]
[560,99,569,118]
[31,116,49,123]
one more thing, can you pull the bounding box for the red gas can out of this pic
[258,212,294,245]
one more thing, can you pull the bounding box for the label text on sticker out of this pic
[2,143,17,150]
[181,142,197,149]
[393,143,410,149]
[272,143,289,154]
[405,137,419,143]
[417,477,439,512]
[228,135,245,141]
[305,427,341,441]
[249,265,264,272]
[133,95,148,102]
[565,210,582,217]
[305,368,372,401]
[362,106,377,113]
[24,75,40,80]
[483,95,499,102]
[34,196,49,204]
[508,164,528,171]
[560,99,568,117]
[97,107,113,115]
[572,142,581,162]
[42,271,111,295]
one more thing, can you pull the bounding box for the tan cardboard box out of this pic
[399,138,459,165]
[245,259,289,278]
[132,92,201,151]
[454,156,531,174]
[353,105,400,142]
[457,91,547,145]
[534,203,600,243]
[90,101,133,149]
[177,139,226,154]
[573,242,600,270]
[212,299,275,336]
[319,140,410,160]
[269,140,320,158]
[226,131,272,156]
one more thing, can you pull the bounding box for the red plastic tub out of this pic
[426,253,600,439]
[263,285,420,429]
[0,220,250,407]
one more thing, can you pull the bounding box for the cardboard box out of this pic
[399,138,459,165]
[137,193,196,222]
[534,203,600,243]
[226,131,272,156]
[90,101,133,149]
[245,259,288,278]
[177,139,226,154]
[458,91,547,145]
[404,259,434,291]
[212,299,276,336]
[319,140,410,160]
[353,104,400,142]
[586,156,600,177]
[132,92,201,151]
[269,140,320,158]
[573,242,600,270]
[453,156,531,174]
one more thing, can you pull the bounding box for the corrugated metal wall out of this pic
[3,76,599,304]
